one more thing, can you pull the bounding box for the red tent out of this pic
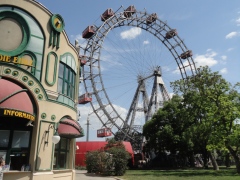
[75,141,134,167]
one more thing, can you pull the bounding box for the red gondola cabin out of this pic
[146,13,157,24]
[97,128,112,137]
[78,93,92,104]
[79,55,87,66]
[124,5,136,18]
[180,50,193,59]
[82,25,96,39]
[101,8,114,21]
[165,29,177,39]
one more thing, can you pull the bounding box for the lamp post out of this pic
[45,124,60,145]
[52,131,60,144]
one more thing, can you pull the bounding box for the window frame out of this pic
[58,62,76,99]
[53,137,70,170]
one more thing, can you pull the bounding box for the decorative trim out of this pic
[4,68,11,74]
[17,51,37,75]
[51,115,56,121]
[37,94,43,100]
[50,14,65,33]
[12,70,19,77]
[28,80,34,86]
[0,89,28,104]
[1,64,77,110]
[34,88,40,94]
[49,14,65,48]
[0,11,30,56]
[22,76,28,82]
[41,113,46,119]
[45,52,58,86]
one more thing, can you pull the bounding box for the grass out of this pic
[117,167,240,180]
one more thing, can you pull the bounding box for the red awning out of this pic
[58,118,84,138]
[0,79,35,121]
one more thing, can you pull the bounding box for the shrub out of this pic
[85,150,99,173]
[85,139,131,176]
[107,146,130,176]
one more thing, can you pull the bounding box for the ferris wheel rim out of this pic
[81,6,197,139]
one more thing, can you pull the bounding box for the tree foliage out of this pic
[143,66,240,173]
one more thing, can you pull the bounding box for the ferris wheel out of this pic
[79,5,196,147]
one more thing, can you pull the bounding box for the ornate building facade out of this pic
[0,0,82,179]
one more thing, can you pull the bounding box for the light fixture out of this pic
[45,124,61,145]
[52,131,60,144]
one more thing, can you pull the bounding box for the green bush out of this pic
[85,150,113,174]
[85,139,131,176]
[85,150,99,173]
[107,146,130,176]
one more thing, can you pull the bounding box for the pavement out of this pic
[75,170,123,180]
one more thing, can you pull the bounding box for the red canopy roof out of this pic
[0,79,34,120]
[58,118,84,138]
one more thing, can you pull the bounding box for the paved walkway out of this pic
[75,170,122,180]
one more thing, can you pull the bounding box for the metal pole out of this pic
[85,116,90,141]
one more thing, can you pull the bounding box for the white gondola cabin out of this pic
[78,93,92,104]
[101,8,114,21]
[97,128,112,137]
[82,25,96,39]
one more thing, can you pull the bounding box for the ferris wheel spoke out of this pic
[81,6,196,148]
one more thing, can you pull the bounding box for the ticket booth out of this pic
[0,78,36,171]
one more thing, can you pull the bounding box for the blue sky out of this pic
[37,0,240,141]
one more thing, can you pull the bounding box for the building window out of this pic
[58,62,76,99]
[11,131,30,148]
[53,137,70,169]
[0,130,10,148]
[17,51,36,75]
[0,11,30,56]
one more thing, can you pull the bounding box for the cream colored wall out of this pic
[0,1,79,180]
[1,0,80,95]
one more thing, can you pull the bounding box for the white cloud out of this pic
[70,34,87,51]
[221,55,227,60]
[194,50,218,68]
[220,68,228,74]
[220,55,227,65]
[143,40,149,45]
[236,17,240,26]
[225,32,238,39]
[120,27,141,40]
[227,47,234,52]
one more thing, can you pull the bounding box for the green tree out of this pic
[143,95,196,167]
[171,66,240,173]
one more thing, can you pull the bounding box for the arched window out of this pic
[58,53,76,99]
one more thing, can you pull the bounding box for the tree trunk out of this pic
[189,153,195,167]
[202,150,209,169]
[225,153,231,168]
[227,145,240,174]
[208,151,219,170]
